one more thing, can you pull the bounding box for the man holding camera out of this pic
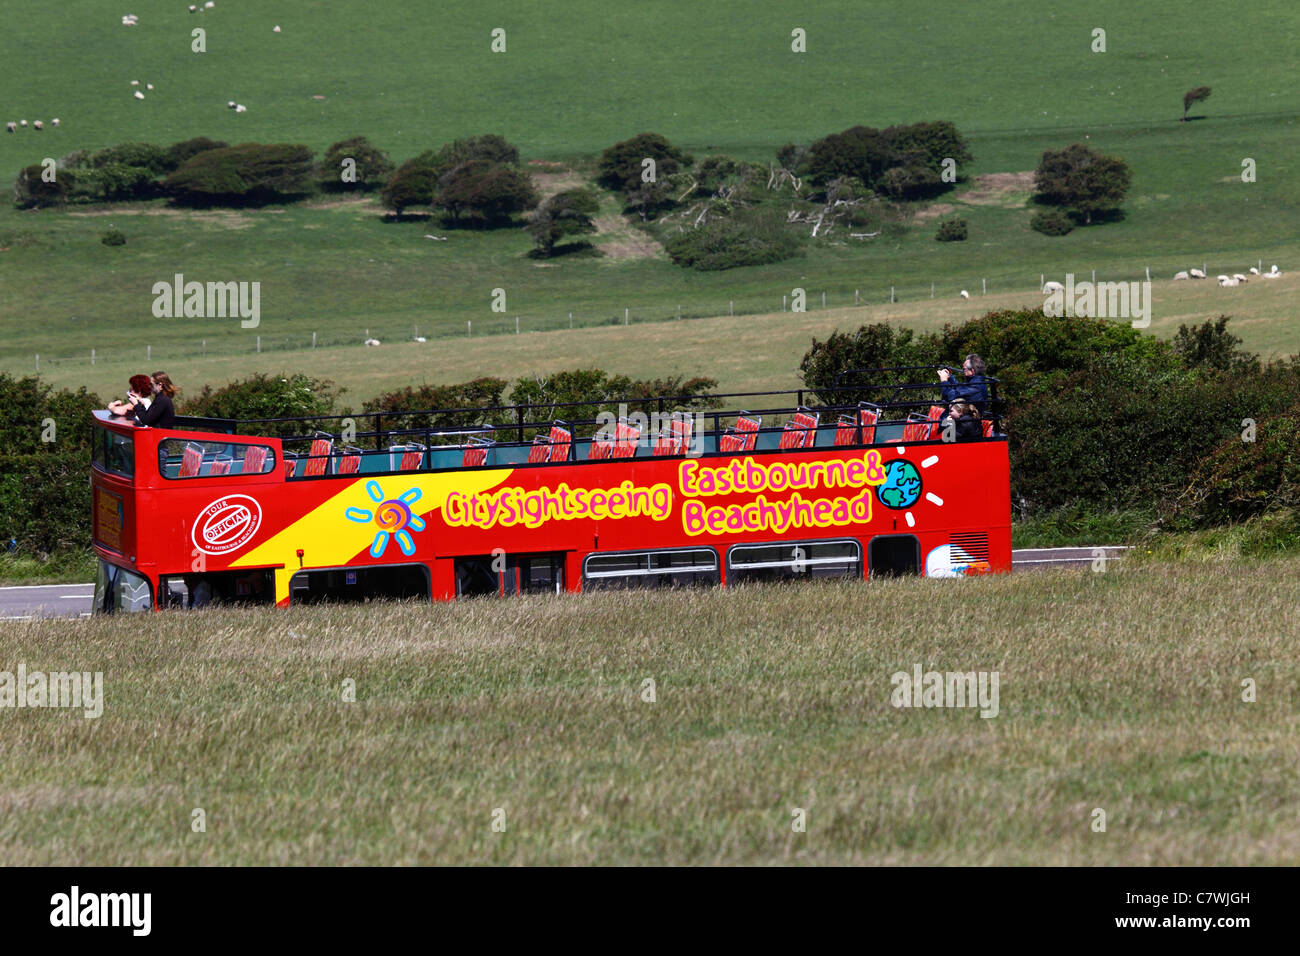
[937,353,989,413]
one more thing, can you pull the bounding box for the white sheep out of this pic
[273,25,281,33]
[1270,264,1281,275]
[234,104,246,113]
[227,100,236,109]
[5,122,15,133]
[1218,276,1239,287]
[413,336,427,343]
[1262,270,1281,279]
[204,1,214,8]
[131,80,139,86]
[364,338,381,347]
[1249,267,1260,275]
[134,91,145,100]
[189,4,197,11]
[19,119,27,127]
[1042,281,1064,294]
[32,120,43,131]
[146,83,153,90]
[1189,268,1206,279]
[959,290,970,299]
[51,118,59,127]
[1232,274,1248,283]
[1173,271,1189,280]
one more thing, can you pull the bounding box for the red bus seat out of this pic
[611,418,640,458]
[240,445,268,475]
[462,438,492,467]
[719,428,743,454]
[778,409,820,449]
[527,436,551,463]
[282,453,298,478]
[858,403,880,444]
[303,433,334,477]
[389,443,426,471]
[926,404,946,440]
[982,419,995,438]
[901,416,931,443]
[736,413,761,451]
[179,442,204,478]
[833,414,858,446]
[548,423,572,462]
[588,432,613,460]
[337,446,363,475]
[208,455,233,476]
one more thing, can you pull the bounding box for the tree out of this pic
[89,142,170,175]
[1182,86,1212,121]
[380,162,438,217]
[320,136,394,191]
[164,143,314,205]
[433,160,538,225]
[164,137,228,171]
[806,125,894,188]
[1032,143,1132,225]
[526,188,600,256]
[596,132,691,193]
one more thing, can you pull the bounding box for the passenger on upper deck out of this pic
[948,402,982,442]
[106,374,153,420]
[134,370,177,428]
[937,353,989,412]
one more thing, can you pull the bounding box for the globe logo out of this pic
[876,459,922,510]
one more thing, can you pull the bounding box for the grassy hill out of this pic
[2,0,1297,399]
[4,553,1297,864]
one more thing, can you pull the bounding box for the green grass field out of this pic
[3,553,1296,865]
[2,1,1297,400]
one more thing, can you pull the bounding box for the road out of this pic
[0,548,1131,619]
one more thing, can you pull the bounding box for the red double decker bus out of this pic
[89,370,1010,612]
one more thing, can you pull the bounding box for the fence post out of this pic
[1145,266,1150,282]
[312,331,316,348]
[202,340,206,356]
[91,348,95,365]
[35,354,38,372]
[1091,270,1095,284]
[729,300,733,316]
[931,282,934,299]
[982,278,986,295]
[890,286,895,303]
[855,288,859,305]
[821,291,826,308]
[468,321,471,337]
[624,308,629,326]
[783,294,787,311]
[677,304,681,320]
[569,312,573,329]
[147,344,151,362]
[515,316,519,335]
[256,335,261,353]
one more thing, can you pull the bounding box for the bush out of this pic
[164,143,315,205]
[507,370,717,436]
[12,163,73,208]
[101,229,126,246]
[665,218,800,271]
[0,375,103,557]
[320,136,394,191]
[164,137,228,171]
[361,378,510,437]
[935,218,967,241]
[83,162,157,201]
[1030,209,1073,236]
[1033,143,1132,225]
[806,121,971,192]
[90,142,169,176]
[799,323,931,404]
[181,373,345,437]
[526,188,600,256]
[597,132,692,193]
[1172,315,1260,374]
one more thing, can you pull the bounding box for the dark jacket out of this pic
[954,416,982,442]
[133,392,175,428]
[941,373,989,412]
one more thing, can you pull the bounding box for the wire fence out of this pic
[9,260,1258,374]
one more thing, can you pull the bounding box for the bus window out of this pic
[868,535,920,577]
[93,559,152,613]
[158,438,276,479]
[584,548,719,590]
[726,539,861,584]
[289,564,431,604]
[93,429,135,478]
[161,570,275,608]
[455,553,566,597]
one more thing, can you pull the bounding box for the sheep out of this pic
[1232,274,1248,283]
[32,120,42,131]
[364,338,381,347]
[204,1,214,7]
[1042,281,1064,294]
[234,104,246,113]
[227,100,236,109]
[1270,264,1281,275]
[1262,270,1281,279]
[273,25,281,33]
[189,4,197,10]
[146,84,154,90]
[413,336,427,343]
[131,80,139,86]
[1173,271,1189,280]
[5,123,14,133]
[1216,275,1230,282]
[1249,267,1260,276]
[1218,276,1239,287]
[134,91,145,100]
[51,118,59,127]
[1189,268,1206,279]
[959,290,970,299]
[19,119,26,127]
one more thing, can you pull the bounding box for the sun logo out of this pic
[345,481,424,557]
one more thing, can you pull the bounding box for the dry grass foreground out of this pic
[2,554,1297,865]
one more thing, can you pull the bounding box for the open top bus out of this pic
[89,368,1010,611]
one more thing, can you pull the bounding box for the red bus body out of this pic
[89,397,1011,611]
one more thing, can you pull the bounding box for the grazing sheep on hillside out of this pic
[1249,267,1260,275]
[51,118,59,127]
[1218,276,1239,287]
[227,100,236,109]
[1232,274,1248,283]
[413,336,426,343]
[32,120,42,131]
[189,4,197,11]
[5,123,15,133]
[133,91,145,100]
[960,290,969,299]
[273,25,281,33]
[131,80,139,86]
[1173,271,1189,280]
[19,120,27,127]
[1189,268,1206,279]
[1042,281,1064,294]
[1270,264,1281,275]
[364,338,381,347]
[234,104,246,113]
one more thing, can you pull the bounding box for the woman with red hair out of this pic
[106,374,154,419]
